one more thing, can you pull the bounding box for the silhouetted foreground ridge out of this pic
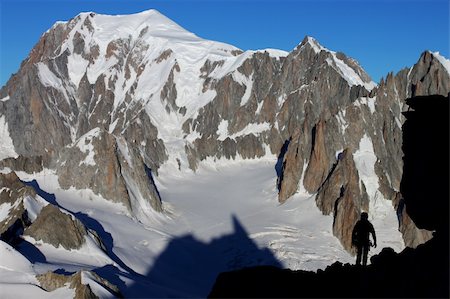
[209,95,449,298]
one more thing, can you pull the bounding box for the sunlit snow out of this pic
[0,116,18,161]
[4,154,405,297]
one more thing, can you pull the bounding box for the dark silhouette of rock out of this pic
[400,95,449,233]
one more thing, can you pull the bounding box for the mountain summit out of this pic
[0,9,449,298]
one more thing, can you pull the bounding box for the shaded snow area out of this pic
[1,158,373,298]
[0,240,75,299]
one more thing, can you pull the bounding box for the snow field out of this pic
[8,159,350,297]
[3,149,405,297]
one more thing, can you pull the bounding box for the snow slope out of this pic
[433,51,450,75]
[0,115,18,161]
[2,156,403,297]
[0,241,75,299]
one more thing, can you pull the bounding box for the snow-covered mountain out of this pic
[0,9,449,298]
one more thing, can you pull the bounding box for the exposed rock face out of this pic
[0,155,45,174]
[393,193,433,248]
[314,149,367,253]
[408,51,450,97]
[24,204,87,250]
[276,50,449,249]
[56,127,163,214]
[303,119,330,193]
[0,10,449,251]
[277,130,305,203]
[56,128,131,210]
[115,136,163,213]
[37,270,122,299]
[0,172,35,244]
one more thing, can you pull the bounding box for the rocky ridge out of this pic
[37,270,122,299]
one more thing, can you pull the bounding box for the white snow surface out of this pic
[354,96,377,114]
[23,195,48,222]
[36,63,63,90]
[305,36,325,54]
[0,240,34,274]
[326,57,376,91]
[0,115,19,161]
[229,122,271,139]
[353,134,404,252]
[0,241,77,299]
[0,202,12,222]
[432,51,450,75]
[3,155,404,297]
[217,120,271,141]
[74,127,100,166]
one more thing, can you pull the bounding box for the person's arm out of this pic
[371,224,377,247]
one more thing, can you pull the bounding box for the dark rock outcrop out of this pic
[37,270,122,298]
[24,204,87,250]
[316,149,366,253]
[0,172,35,244]
[400,95,449,233]
[0,155,45,174]
[209,235,449,298]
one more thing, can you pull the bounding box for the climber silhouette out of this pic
[352,212,377,266]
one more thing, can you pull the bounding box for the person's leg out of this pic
[356,245,362,265]
[362,245,369,266]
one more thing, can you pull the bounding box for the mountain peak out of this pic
[70,8,200,43]
[297,35,325,53]
[294,36,376,90]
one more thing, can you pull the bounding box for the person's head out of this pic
[361,212,368,220]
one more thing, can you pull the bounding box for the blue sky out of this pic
[0,0,448,86]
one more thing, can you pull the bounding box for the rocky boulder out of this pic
[24,204,87,250]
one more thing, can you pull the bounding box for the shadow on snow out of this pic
[124,215,282,297]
